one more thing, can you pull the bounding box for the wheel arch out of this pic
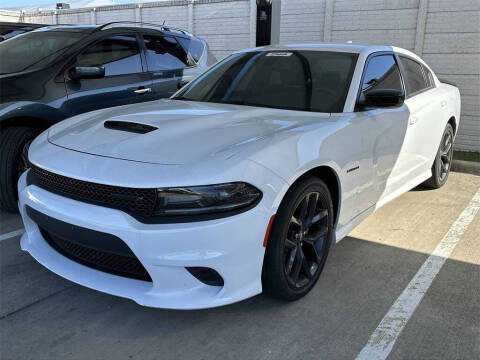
[0,102,64,131]
[0,116,51,132]
[282,165,342,231]
[447,116,457,135]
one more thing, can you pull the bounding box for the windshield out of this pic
[174,50,358,113]
[0,30,85,74]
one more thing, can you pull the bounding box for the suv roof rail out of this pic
[97,21,193,36]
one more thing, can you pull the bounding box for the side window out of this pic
[422,65,435,88]
[399,56,429,95]
[143,35,188,71]
[76,35,142,76]
[361,55,403,93]
[177,36,205,63]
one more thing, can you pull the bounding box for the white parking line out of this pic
[356,188,480,360]
[0,229,24,242]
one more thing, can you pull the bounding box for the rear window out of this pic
[422,65,435,88]
[399,56,429,96]
[177,36,205,62]
[143,35,188,70]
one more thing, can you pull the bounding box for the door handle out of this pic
[441,100,447,108]
[409,116,418,125]
[134,87,152,94]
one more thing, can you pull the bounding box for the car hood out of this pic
[48,99,332,165]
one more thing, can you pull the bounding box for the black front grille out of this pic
[28,165,157,217]
[41,229,152,281]
[26,205,152,282]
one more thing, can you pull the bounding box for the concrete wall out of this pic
[2,0,479,151]
[0,10,22,22]
[279,0,480,152]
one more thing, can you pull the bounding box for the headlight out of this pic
[154,182,262,217]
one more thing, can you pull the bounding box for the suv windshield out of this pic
[174,50,358,112]
[0,30,85,74]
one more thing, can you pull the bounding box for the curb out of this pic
[451,159,480,175]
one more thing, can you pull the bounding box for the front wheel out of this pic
[262,176,334,301]
[423,123,454,189]
[0,126,38,212]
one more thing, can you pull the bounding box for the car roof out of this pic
[30,22,193,38]
[0,22,44,28]
[32,24,98,33]
[238,43,420,59]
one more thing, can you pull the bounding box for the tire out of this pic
[262,176,334,301]
[0,126,38,212]
[423,123,454,189]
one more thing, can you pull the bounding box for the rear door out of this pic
[397,56,446,173]
[140,32,190,98]
[64,33,153,117]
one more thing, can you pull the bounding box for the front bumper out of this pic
[18,171,277,309]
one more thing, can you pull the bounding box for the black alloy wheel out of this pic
[263,176,333,301]
[284,192,329,288]
[424,123,454,189]
[437,128,453,183]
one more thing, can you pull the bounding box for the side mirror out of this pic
[357,89,405,109]
[177,79,189,89]
[69,66,105,80]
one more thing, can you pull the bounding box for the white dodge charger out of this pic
[18,44,461,309]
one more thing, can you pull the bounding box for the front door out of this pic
[64,34,153,117]
[356,53,410,207]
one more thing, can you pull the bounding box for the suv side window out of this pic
[143,35,188,71]
[399,56,429,96]
[176,36,205,63]
[76,35,142,76]
[361,54,403,93]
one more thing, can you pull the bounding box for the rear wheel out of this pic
[423,124,454,189]
[0,126,38,212]
[262,176,333,301]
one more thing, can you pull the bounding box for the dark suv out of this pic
[0,22,45,42]
[0,22,215,212]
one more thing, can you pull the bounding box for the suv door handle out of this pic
[441,100,447,108]
[409,116,418,125]
[134,87,152,94]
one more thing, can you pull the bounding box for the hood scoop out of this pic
[104,121,158,134]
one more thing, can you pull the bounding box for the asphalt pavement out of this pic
[1,171,479,360]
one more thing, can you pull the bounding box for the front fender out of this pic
[0,101,65,125]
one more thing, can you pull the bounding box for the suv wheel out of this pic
[0,126,38,212]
